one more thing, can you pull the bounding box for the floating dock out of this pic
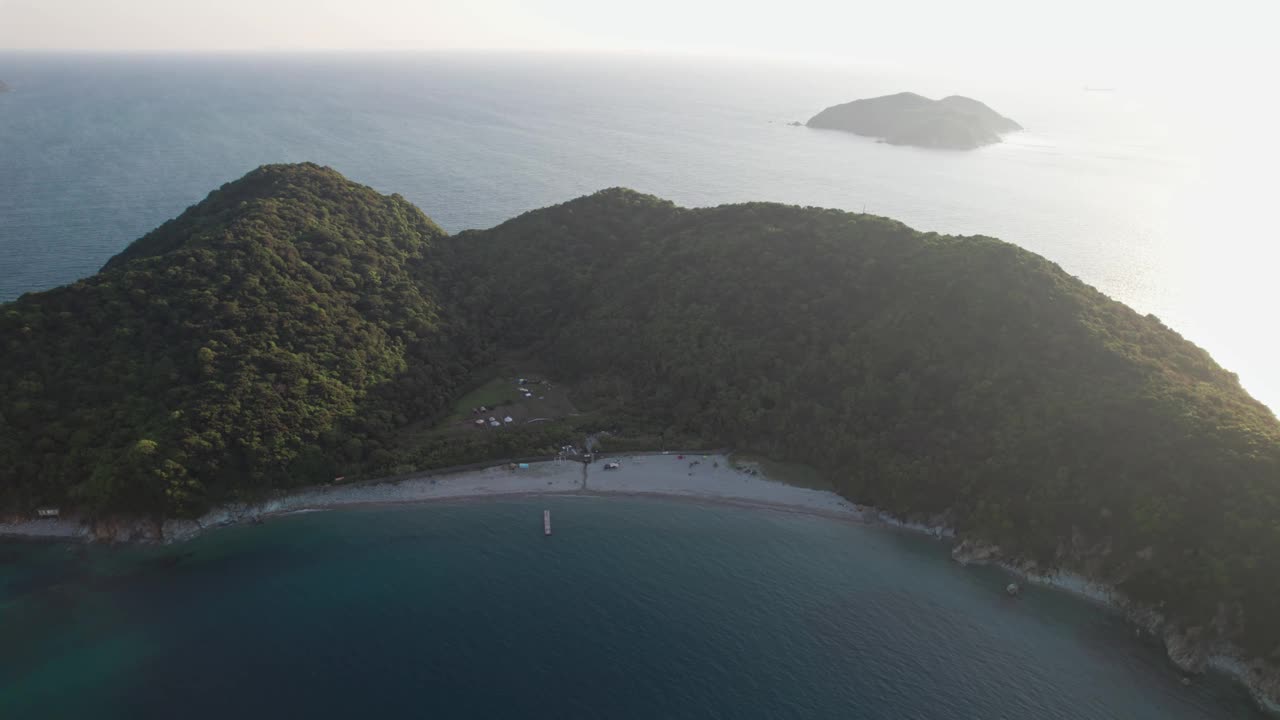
[544,510,552,536]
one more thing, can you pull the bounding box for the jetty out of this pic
[544,509,552,536]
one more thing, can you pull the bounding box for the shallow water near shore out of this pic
[0,497,1262,718]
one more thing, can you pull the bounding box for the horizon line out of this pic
[0,46,909,69]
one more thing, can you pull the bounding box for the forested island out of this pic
[806,92,1022,149]
[2,164,1279,706]
[0,81,10,93]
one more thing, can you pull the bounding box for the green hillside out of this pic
[444,191,1280,649]
[0,164,479,515]
[2,163,1278,657]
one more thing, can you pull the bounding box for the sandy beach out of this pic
[0,453,869,543]
[585,453,866,517]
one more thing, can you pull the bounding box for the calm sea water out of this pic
[0,498,1262,718]
[0,56,1272,715]
[0,52,1275,411]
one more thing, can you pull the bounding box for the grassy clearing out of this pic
[450,377,520,419]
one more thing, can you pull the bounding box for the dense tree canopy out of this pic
[2,163,1278,657]
[0,164,481,515]
[442,188,1280,655]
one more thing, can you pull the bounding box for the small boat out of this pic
[544,510,552,536]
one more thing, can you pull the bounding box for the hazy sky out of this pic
[2,0,1273,86]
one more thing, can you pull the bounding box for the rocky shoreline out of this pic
[947,537,1280,715]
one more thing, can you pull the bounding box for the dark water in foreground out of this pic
[0,498,1262,718]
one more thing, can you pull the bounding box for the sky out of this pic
[2,0,1275,88]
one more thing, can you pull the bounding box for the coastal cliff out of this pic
[806,92,1022,149]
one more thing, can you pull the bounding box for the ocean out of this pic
[0,52,1275,411]
[0,54,1273,717]
[0,498,1265,718]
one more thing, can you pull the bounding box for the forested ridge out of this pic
[0,164,485,515]
[2,163,1279,659]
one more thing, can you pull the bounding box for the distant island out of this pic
[805,92,1022,149]
[2,163,1279,710]
[0,81,10,94]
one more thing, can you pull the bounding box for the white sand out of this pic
[586,453,866,518]
[0,454,870,542]
[253,453,868,524]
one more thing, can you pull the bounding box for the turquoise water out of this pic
[0,498,1262,718]
[0,52,1275,410]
